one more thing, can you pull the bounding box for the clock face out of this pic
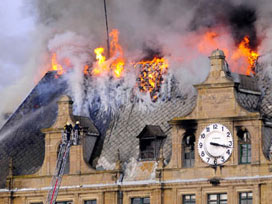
[198,123,233,166]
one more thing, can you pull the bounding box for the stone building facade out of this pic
[1,49,272,204]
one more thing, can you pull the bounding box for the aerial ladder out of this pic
[46,129,79,204]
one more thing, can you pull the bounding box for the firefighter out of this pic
[73,121,80,145]
[64,122,73,142]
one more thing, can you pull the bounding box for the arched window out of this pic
[237,127,251,164]
[182,135,195,168]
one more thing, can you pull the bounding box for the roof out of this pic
[229,71,262,113]
[137,125,166,139]
[1,51,272,186]
[96,95,196,170]
[0,72,100,187]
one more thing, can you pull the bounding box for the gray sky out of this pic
[0,0,34,90]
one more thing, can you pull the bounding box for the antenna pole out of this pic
[103,0,110,58]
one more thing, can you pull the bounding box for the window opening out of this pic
[183,135,195,168]
[237,127,251,164]
[84,200,97,204]
[182,194,196,204]
[137,125,166,160]
[131,197,150,204]
[239,192,252,204]
[208,193,227,204]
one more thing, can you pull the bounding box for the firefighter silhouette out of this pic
[73,121,81,145]
[64,122,73,142]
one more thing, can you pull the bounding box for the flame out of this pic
[51,53,64,76]
[92,47,108,76]
[109,29,125,78]
[231,36,259,75]
[135,57,169,101]
[84,65,89,75]
[197,31,229,57]
[195,29,259,75]
[91,29,125,78]
[48,28,260,103]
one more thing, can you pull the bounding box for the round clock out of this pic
[198,123,233,166]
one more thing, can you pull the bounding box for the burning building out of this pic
[2,0,272,203]
[0,48,272,204]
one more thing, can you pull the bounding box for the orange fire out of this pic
[231,36,259,75]
[91,29,125,78]
[135,57,169,101]
[109,29,125,78]
[195,29,259,75]
[92,47,107,76]
[51,53,64,76]
[197,31,229,58]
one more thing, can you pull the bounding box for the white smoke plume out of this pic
[2,0,272,125]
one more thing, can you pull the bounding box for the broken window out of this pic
[237,127,251,164]
[137,125,166,160]
[182,134,195,168]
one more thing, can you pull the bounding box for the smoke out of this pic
[2,0,272,124]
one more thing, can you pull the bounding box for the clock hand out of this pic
[210,142,231,148]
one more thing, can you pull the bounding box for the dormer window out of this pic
[237,127,251,164]
[137,125,166,160]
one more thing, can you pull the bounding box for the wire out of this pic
[103,0,110,58]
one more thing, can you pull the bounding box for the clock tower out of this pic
[167,49,265,178]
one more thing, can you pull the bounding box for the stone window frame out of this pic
[202,188,229,204]
[79,193,100,204]
[125,191,151,204]
[239,192,253,204]
[235,186,255,204]
[177,189,199,204]
[84,200,97,204]
[207,193,227,204]
[131,197,150,204]
[237,127,251,164]
[182,194,196,204]
[26,197,44,204]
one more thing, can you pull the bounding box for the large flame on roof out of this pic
[91,47,107,75]
[51,53,64,76]
[231,36,259,75]
[110,29,125,78]
[91,29,125,78]
[49,28,259,102]
[135,57,169,102]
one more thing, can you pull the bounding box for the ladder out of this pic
[46,133,72,204]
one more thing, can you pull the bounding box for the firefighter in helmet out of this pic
[64,122,73,142]
[73,121,80,145]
